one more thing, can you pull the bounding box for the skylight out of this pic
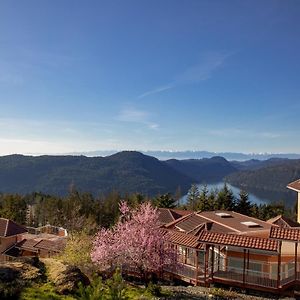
[241,221,261,228]
[215,212,232,218]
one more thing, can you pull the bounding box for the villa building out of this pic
[158,179,300,295]
[0,220,67,261]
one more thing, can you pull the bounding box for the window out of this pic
[228,258,243,271]
[198,251,205,265]
[186,248,195,266]
[248,262,262,272]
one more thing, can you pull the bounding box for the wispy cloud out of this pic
[175,51,230,83]
[138,85,174,99]
[116,108,159,130]
[138,51,232,99]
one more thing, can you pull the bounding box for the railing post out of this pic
[217,245,220,271]
[204,244,209,286]
[277,240,282,288]
[195,249,199,285]
[295,242,298,281]
[243,249,246,286]
[247,249,250,270]
[211,245,214,281]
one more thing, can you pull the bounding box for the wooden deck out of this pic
[165,263,300,293]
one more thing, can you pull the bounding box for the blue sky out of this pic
[0,0,299,155]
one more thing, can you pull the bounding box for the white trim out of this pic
[4,220,9,237]
[287,186,300,193]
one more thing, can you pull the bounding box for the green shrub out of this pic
[106,268,127,300]
[145,282,161,296]
[76,276,105,300]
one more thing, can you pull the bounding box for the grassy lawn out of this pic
[20,283,75,300]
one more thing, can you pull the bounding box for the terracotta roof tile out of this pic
[16,239,40,251]
[175,214,207,232]
[267,215,300,228]
[270,226,300,241]
[287,179,300,192]
[158,208,192,225]
[169,230,200,248]
[198,231,279,252]
[158,209,176,224]
[34,239,66,252]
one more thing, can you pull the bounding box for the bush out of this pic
[106,268,127,300]
[76,276,105,300]
[146,282,162,296]
[76,268,128,300]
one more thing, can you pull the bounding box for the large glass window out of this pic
[228,257,243,271]
[186,248,195,266]
[248,262,262,272]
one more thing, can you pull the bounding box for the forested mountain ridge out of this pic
[225,159,300,193]
[0,151,193,196]
[0,151,299,199]
[166,156,237,182]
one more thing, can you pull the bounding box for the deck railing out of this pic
[213,267,278,288]
[165,263,196,279]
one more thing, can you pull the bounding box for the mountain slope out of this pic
[165,156,237,182]
[225,159,300,194]
[0,151,193,196]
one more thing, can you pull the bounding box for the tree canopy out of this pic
[91,201,177,282]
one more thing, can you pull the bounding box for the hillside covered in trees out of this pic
[166,156,237,182]
[0,151,193,197]
[0,151,299,200]
[225,159,300,194]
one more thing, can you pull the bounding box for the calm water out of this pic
[180,182,295,207]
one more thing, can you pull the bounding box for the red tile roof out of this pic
[0,218,27,237]
[198,231,279,252]
[270,226,300,241]
[287,179,300,192]
[16,239,39,251]
[175,214,207,232]
[267,215,300,228]
[34,239,66,252]
[164,210,272,237]
[199,211,272,234]
[169,230,200,248]
[158,208,192,224]
[5,237,66,257]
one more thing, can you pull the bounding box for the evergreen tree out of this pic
[197,184,211,211]
[174,186,182,207]
[208,189,218,210]
[186,184,200,211]
[250,203,259,218]
[153,193,176,208]
[235,190,251,215]
[0,194,27,224]
[216,183,235,210]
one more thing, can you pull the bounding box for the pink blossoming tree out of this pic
[91,201,177,282]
